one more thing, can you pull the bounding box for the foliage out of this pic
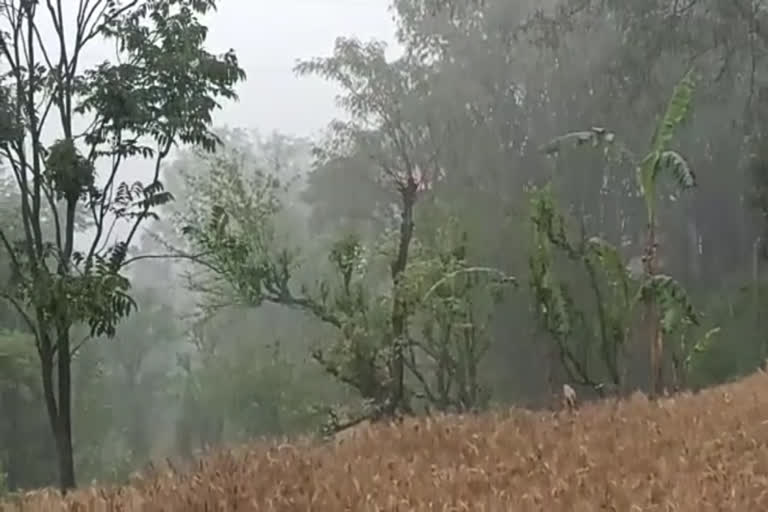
[174,326,331,450]
[528,182,711,394]
[540,69,697,217]
[181,163,393,428]
[175,136,309,312]
[178,124,514,430]
[686,280,768,387]
[310,233,392,415]
[528,186,635,392]
[295,36,447,417]
[402,215,514,412]
[539,69,701,395]
[0,0,245,490]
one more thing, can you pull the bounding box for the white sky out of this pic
[204,0,400,137]
[36,0,400,141]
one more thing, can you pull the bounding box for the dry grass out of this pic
[6,371,768,511]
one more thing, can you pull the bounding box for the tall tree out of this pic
[0,0,244,491]
[295,38,449,416]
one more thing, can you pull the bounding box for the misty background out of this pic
[1,0,767,494]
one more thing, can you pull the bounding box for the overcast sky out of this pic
[41,1,400,140]
[204,0,400,138]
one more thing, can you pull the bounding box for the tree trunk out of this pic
[55,422,76,492]
[388,181,417,415]
[644,221,664,399]
[51,199,77,492]
[39,327,76,492]
[56,327,75,491]
[671,349,686,392]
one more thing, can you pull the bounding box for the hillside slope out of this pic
[5,371,768,511]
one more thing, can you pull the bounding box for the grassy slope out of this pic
[5,370,768,511]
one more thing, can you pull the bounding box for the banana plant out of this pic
[539,70,698,397]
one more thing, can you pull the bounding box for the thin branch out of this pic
[120,250,211,269]
[41,182,63,255]
[76,0,141,55]
[312,349,367,392]
[95,212,118,255]
[121,138,173,256]
[85,133,123,262]
[422,266,517,302]
[267,293,342,329]
[30,18,54,70]
[325,412,375,437]
[68,333,91,358]
[84,142,123,264]
[403,354,437,404]
[0,224,22,274]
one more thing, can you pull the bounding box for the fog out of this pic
[1,0,767,495]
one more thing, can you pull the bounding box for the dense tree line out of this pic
[1,0,767,494]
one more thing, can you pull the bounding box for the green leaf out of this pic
[638,274,699,331]
[651,68,696,153]
[655,150,696,189]
[538,127,616,156]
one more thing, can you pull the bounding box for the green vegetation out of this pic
[1,0,767,497]
[536,70,701,397]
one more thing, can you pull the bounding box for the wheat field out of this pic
[5,371,768,511]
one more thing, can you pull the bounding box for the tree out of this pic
[178,116,514,432]
[540,70,699,397]
[293,38,450,417]
[161,128,346,442]
[0,0,244,491]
